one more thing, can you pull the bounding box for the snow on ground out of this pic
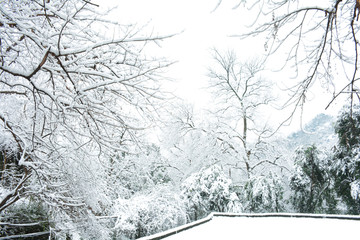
[139,213,360,240]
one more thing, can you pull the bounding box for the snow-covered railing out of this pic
[137,212,360,240]
[211,212,360,220]
[137,213,213,240]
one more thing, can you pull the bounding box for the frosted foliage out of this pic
[113,189,186,239]
[242,172,284,212]
[350,148,360,174]
[179,132,223,172]
[334,142,360,200]
[349,147,360,201]
[227,192,243,213]
[253,177,275,204]
[333,133,359,174]
[0,128,13,150]
[52,210,111,240]
[349,149,360,201]
[181,165,242,219]
[107,146,171,199]
[350,180,360,200]
[161,106,235,182]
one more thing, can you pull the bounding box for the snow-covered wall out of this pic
[138,213,360,240]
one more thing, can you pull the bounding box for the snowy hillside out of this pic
[287,113,336,150]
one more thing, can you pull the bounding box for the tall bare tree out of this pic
[207,49,283,179]
[167,49,284,182]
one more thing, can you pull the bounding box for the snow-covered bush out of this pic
[240,172,284,213]
[112,186,186,239]
[181,165,242,220]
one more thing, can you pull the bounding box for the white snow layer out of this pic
[138,213,360,240]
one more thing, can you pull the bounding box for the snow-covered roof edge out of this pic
[137,212,360,240]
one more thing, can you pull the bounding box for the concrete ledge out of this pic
[137,213,214,240]
[212,212,360,220]
[137,212,360,240]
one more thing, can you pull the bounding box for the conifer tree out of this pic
[290,146,336,213]
[332,106,360,214]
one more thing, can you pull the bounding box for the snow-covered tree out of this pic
[159,103,229,183]
[332,105,360,214]
[240,172,285,213]
[206,49,287,181]
[107,144,172,200]
[289,145,336,213]
[0,0,171,237]
[160,52,289,215]
[181,165,242,221]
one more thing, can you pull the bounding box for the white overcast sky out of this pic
[98,0,345,131]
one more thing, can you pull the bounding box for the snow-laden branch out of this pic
[53,34,176,56]
[0,0,173,237]
[0,47,50,79]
